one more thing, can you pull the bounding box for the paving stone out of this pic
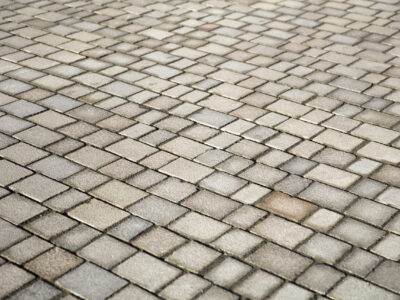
[298,233,351,264]
[280,157,317,175]
[296,263,344,294]
[170,212,230,242]
[305,164,360,189]
[127,169,166,189]
[44,189,90,212]
[196,286,238,300]
[182,190,240,220]
[233,269,282,299]
[213,228,263,256]
[239,163,287,188]
[161,136,211,159]
[160,158,213,183]
[357,142,400,164]
[106,138,157,162]
[29,155,83,180]
[99,158,143,180]
[90,180,147,208]
[189,108,236,128]
[79,235,136,269]
[129,195,187,225]
[159,273,210,300]
[338,248,382,277]
[114,252,181,292]
[15,125,64,147]
[303,208,343,232]
[1,99,46,117]
[0,218,30,251]
[68,199,129,230]
[0,142,48,165]
[268,282,314,300]
[257,192,317,222]
[205,257,252,288]
[331,218,384,248]
[372,165,400,188]
[108,216,152,242]
[25,247,83,280]
[247,242,313,280]
[200,171,246,196]
[133,226,186,257]
[0,193,46,224]
[227,139,269,159]
[371,233,400,260]
[58,262,127,300]
[108,285,159,300]
[0,263,35,298]
[8,280,62,300]
[329,276,399,300]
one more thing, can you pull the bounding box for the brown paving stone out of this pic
[256,192,317,222]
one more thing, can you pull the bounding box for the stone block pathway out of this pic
[0,0,400,298]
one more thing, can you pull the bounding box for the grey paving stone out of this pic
[53,223,100,252]
[29,155,83,180]
[330,218,384,248]
[0,263,35,298]
[113,252,181,292]
[269,283,314,300]
[0,218,30,251]
[189,108,236,128]
[128,195,188,225]
[205,257,252,288]
[296,264,345,294]
[108,216,152,242]
[8,280,61,300]
[368,261,400,293]
[298,233,351,264]
[79,235,136,269]
[233,269,283,299]
[299,182,357,211]
[159,273,210,300]
[0,193,46,224]
[329,276,399,300]
[247,242,313,280]
[239,163,287,188]
[166,240,221,273]
[108,285,159,300]
[1,99,45,117]
[57,262,127,300]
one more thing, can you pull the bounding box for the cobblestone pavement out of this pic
[1,0,400,299]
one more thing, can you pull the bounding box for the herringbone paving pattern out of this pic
[0,0,400,298]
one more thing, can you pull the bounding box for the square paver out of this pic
[0,263,35,298]
[66,146,117,169]
[106,138,157,162]
[170,212,230,242]
[29,155,83,180]
[68,199,129,230]
[166,241,221,274]
[160,158,214,183]
[25,247,83,280]
[113,252,181,292]
[90,180,147,208]
[79,235,136,269]
[200,171,247,196]
[246,243,312,280]
[128,195,187,225]
[0,193,46,224]
[57,262,127,299]
[0,159,32,187]
[10,174,68,203]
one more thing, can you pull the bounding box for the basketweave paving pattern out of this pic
[0,0,400,298]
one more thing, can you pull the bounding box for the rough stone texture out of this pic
[1,0,400,298]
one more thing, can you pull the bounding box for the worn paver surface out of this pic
[1,0,400,298]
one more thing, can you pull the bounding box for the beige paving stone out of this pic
[160,158,213,183]
[276,118,324,139]
[160,136,211,159]
[313,129,363,152]
[68,199,129,230]
[305,164,360,189]
[357,141,400,164]
[113,252,181,292]
[0,263,34,298]
[256,192,317,222]
[106,138,157,162]
[90,180,147,208]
